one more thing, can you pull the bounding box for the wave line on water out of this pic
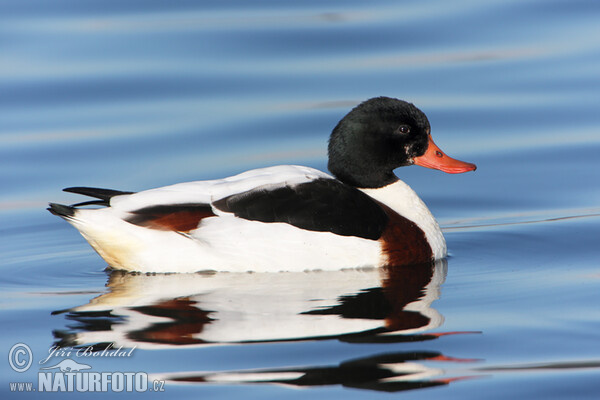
[475,359,600,372]
[442,209,600,232]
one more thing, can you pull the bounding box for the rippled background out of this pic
[2,1,600,399]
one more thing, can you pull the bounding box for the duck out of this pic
[48,97,476,273]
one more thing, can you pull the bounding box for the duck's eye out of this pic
[396,125,411,134]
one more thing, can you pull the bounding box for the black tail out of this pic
[48,203,76,218]
[49,187,134,217]
[63,187,134,206]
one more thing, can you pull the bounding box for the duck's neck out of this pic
[359,180,447,260]
[329,167,398,189]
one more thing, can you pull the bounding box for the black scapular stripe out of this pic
[212,178,388,240]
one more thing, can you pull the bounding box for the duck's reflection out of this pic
[53,259,477,392]
[55,260,448,347]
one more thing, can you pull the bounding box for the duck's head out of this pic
[328,97,476,188]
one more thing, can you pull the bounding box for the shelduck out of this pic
[48,97,476,273]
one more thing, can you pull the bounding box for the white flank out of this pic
[65,207,382,273]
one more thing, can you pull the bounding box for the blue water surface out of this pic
[1,0,600,399]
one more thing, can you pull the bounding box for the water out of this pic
[2,0,600,398]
